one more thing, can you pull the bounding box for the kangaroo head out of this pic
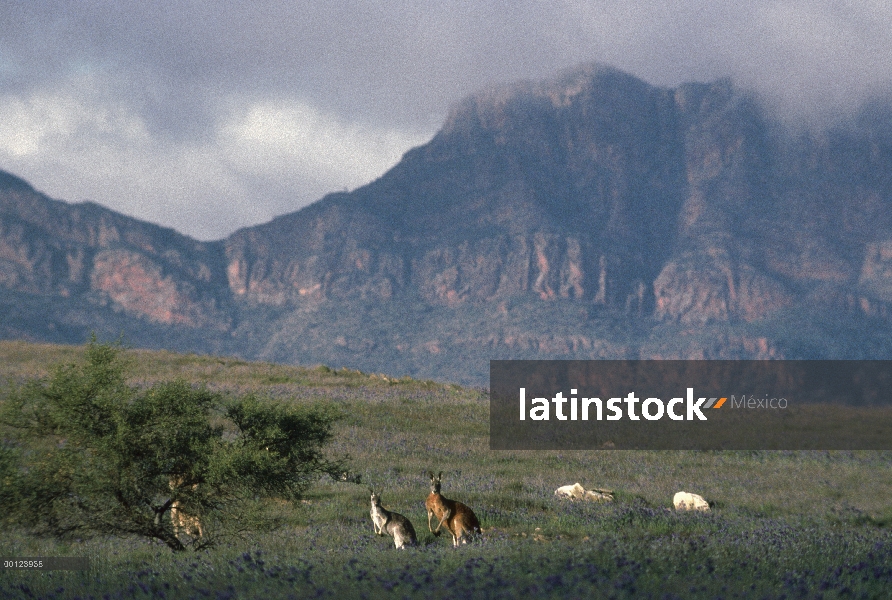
[369,488,381,506]
[428,471,443,494]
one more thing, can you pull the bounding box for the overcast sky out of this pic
[2,1,891,240]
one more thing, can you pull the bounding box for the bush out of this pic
[0,340,344,551]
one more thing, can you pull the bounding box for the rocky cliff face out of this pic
[3,63,892,382]
[224,66,686,314]
[218,65,892,325]
[0,171,230,329]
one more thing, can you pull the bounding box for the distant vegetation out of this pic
[1,341,891,598]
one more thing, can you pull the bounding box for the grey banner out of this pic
[490,360,892,450]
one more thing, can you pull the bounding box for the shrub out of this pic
[0,340,344,551]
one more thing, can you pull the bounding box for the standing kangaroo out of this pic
[425,471,481,547]
[369,489,417,549]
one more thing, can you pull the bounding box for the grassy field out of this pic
[1,340,892,599]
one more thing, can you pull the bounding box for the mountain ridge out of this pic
[3,63,892,383]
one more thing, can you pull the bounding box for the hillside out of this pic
[3,64,892,383]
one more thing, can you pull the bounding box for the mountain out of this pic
[3,64,892,384]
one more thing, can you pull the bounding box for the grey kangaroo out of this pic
[369,489,417,549]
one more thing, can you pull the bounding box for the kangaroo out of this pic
[425,471,481,547]
[169,475,203,540]
[369,489,417,549]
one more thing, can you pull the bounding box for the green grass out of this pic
[1,341,892,599]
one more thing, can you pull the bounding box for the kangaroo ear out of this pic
[438,471,443,480]
[427,471,434,479]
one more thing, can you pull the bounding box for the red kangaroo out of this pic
[425,471,481,547]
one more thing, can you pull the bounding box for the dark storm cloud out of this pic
[1,1,890,239]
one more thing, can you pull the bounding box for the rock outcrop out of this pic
[0,171,229,329]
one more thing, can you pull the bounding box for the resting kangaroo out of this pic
[425,471,481,547]
[369,489,417,549]
[169,475,203,540]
